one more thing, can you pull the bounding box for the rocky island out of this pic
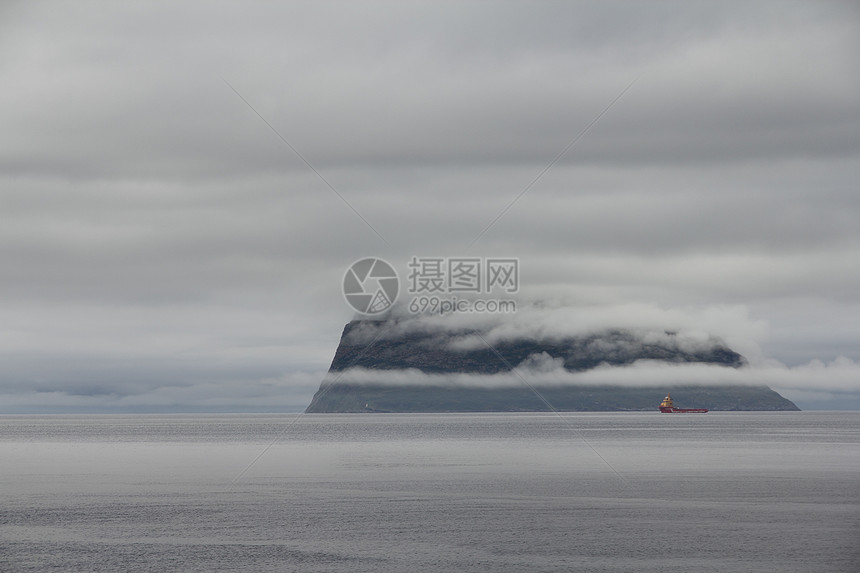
[306,317,799,413]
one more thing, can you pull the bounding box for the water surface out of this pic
[1,412,858,572]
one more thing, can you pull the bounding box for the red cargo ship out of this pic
[659,393,708,413]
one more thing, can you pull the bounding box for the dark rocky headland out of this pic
[306,319,799,412]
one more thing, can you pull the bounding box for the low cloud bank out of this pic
[4,358,857,413]
[0,370,326,414]
[329,355,860,394]
[353,301,766,339]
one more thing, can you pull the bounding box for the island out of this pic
[306,318,799,413]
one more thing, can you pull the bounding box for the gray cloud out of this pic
[1,1,858,412]
[329,356,860,395]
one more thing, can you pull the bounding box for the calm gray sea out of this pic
[1,412,858,572]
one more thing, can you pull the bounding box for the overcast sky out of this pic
[2,1,858,412]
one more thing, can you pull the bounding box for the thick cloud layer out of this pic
[331,356,860,396]
[1,1,858,411]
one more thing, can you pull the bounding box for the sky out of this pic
[1,1,858,412]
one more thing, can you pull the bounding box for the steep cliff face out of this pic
[305,319,799,412]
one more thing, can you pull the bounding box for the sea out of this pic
[1,412,858,572]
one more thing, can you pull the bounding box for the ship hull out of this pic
[659,406,708,413]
